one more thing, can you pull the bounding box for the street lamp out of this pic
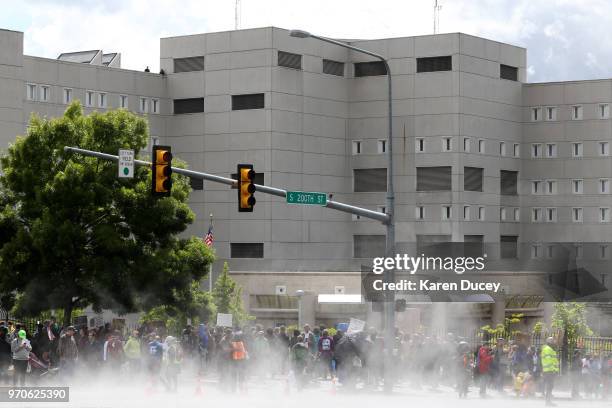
[289,29,396,392]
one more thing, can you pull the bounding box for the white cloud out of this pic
[10,0,612,81]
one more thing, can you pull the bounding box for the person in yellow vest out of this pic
[541,337,559,406]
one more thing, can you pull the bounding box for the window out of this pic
[416,206,425,220]
[416,138,425,153]
[545,106,557,121]
[63,88,72,104]
[546,208,557,222]
[232,93,265,110]
[575,244,583,259]
[464,167,483,192]
[26,83,37,100]
[173,98,204,114]
[571,105,583,120]
[514,208,520,221]
[572,207,583,223]
[531,244,541,258]
[532,180,542,195]
[442,137,452,152]
[600,103,610,119]
[513,143,520,157]
[85,91,94,107]
[416,166,452,191]
[478,206,485,221]
[353,235,385,258]
[545,180,557,195]
[532,208,542,222]
[500,170,518,195]
[352,214,362,221]
[531,143,542,158]
[463,137,471,152]
[377,205,386,214]
[546,245,554,259]
[377,139,387,154]
[499,141,506,156]
[173,56,204,73]
[500,207,507,221]
[151,98,160,114]
[416,56,452,72]
[572,142,583,157]
[478,139,485,153]
[441,205,452,220]
[531,107,542,121]
[354,61,387,77]
[98,92,107,108]
[230,243,264,258]
[352,140,362,155]
[117,95,128,109]
[600,245,609,259]
[545,143,557,158]
[463,205,470,220]
[190,177,204,190]
[572,179,583,194]
[139,97,148,113]
[278,51,302,70]
[500,235,518,259]
[354,168,387,192]
[500,64,518,81]
[39,85,50,102]
[600,179,610,194]
[598,141,610,156]
[600,207,610,222]
[322,59,344,76]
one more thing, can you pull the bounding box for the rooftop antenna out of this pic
[434,0,442,34]
[235,0,241,30]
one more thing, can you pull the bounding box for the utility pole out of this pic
[434,0,442,34]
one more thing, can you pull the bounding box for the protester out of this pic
[317,329,335,379]
[163,336,182,392]
[124,330,142,374]
[0,326,11,384]
[11,329,31,386]
[58,326,79,379]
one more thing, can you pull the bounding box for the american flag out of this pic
[204,224,214,247]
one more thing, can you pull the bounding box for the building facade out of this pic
[0,27,610,330]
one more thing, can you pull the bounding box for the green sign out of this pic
[286,191,327,206]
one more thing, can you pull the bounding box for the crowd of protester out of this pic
[0,318,611,402]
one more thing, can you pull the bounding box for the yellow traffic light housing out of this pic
[238,164,256,212]
[152,145,172,197]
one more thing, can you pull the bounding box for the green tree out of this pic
[212,261,251,325]
[0,102,214,326]
[552,302,593,343]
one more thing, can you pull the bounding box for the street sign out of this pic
[118,149,134,178]
[286,191,327,206]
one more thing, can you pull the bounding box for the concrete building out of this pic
[0,27,610,332]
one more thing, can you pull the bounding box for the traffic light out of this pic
[152,145,172,197]
[237,164,256,212]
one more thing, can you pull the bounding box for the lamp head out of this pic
[289,29,311,38]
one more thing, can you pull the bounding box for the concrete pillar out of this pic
[542,302,554,327]
[297,291,316,328]
[491,296,506,326]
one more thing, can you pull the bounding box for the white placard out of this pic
[118,149,134,178]
[216,313,233,327]
[346,317,366,334]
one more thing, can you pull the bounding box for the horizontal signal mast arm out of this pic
[63,146,390,224]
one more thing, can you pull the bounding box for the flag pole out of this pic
[208,213,213,292]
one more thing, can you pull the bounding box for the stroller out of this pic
[28,352,59,383]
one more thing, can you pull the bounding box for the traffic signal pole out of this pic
[63,146,390,224]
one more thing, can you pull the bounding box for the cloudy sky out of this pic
[2,0,612,82]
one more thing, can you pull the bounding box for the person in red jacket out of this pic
[478,343,494,397]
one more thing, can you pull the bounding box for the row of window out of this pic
[531,207,611,223]
[26,83,159,113]
[173,93,266,115]
[411,137,520,156]
[531,142,609,158]
[531,178,610,195]
[174,53,516,80]
[231,239,612,263]
[530,104,610,121]
[352,167,518,194]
